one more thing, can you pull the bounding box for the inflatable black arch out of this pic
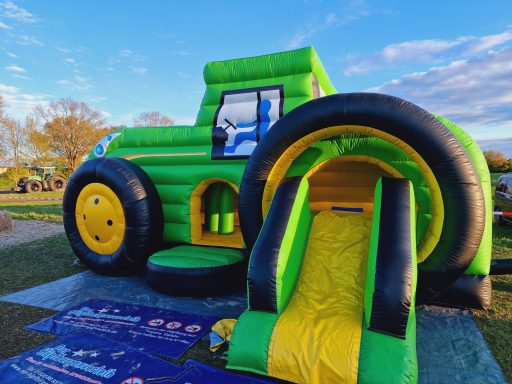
[239,93,485,300]
[63,157,163,275]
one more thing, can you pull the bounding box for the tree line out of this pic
[0,95,174,182]
[2,94,509,180]
[483,150,512,173]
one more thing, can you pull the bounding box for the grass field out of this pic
[0,189,63,221]
[0,176,510,381]
[491,173,505,184]
[0,190,64,199]
[0,233,235,370]
[0,202,63,222]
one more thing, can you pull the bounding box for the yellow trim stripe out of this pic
[122,152,207,160]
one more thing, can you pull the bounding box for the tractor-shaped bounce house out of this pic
[63,48,492,384]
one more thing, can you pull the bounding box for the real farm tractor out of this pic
[15,166,67,193]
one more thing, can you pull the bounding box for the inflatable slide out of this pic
[228,176,417,383]
[62,47,493,383]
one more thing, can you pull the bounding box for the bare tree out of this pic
[0,117,31,182]
[35,98,109,171]
[133,111,174,127]
[0,95,5,121]
[0,96,5,161]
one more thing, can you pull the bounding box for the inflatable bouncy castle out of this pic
[63,48,492,383]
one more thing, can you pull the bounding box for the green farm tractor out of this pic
[15,166,67,193]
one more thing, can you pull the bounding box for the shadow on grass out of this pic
[492,279,512,293]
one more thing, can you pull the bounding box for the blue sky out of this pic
[1,0,512,155]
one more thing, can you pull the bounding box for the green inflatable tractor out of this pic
[15,166,67,193]
[63,47,493,384]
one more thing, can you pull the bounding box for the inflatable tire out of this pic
[239,93,485,300]
[63,157,163,275]
[146,246,247,296]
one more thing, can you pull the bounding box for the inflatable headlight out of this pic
[93,132,121,158]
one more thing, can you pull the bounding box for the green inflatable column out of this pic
[219,185,235,235]
[205,183,221,232]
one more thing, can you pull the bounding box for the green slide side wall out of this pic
[275,177,312,313]
[435,115,492,276]
[228,178,313,374]
[358,307,418,384]
[359,179,418,384]
[227,310,279,376]
[364,178,383,325]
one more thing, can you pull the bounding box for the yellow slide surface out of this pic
[267,211,372,384]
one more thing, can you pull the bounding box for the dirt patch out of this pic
[0,196,62,203]
[0,220,65,249]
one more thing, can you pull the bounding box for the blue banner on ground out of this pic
[0,333,273,383]
[27,299,219,359]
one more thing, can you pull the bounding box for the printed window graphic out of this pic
[212,85,284,159]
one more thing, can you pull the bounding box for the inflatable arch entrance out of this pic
[63,47,493,384]
[227,93,490,382]
[239,92,489,304]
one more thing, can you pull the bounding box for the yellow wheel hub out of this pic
[76,183,126,255]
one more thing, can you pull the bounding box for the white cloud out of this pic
[5,64,24,72]
[477,138,512,158]
[287,31,308,50]
[466,30,512,54]
[366,47,512,138]
[56,75,92,91]
[119,49,144,61]
[131,66,147,75]
[0,82,49,119]
[0,20,11,29]
[114,111,139,126]
[96,66,114,72]
[0,83,17,93]
[89,96,106,103]
[286,3,371,49]
[344,28,512,75]
[0,0,36,23]
[6,51,17,58]
[119,49,133,57]
[171,50,191,56]
[16,34,43,46]
[54,46,71,53]
[177,71,191,79]
[174,116,196,126]
[12,73,30,80]
[64,58,76,65]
